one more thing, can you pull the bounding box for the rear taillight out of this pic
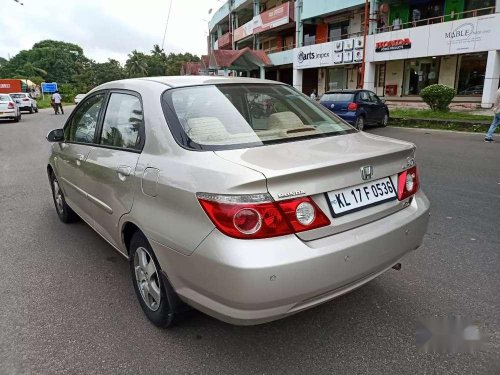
[197,193,331,239]
[7,102,15,109]
[397,166,419,201]
[347,102,358,111]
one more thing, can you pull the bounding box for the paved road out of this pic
[1,108,499,374]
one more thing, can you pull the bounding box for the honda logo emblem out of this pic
[361,166,374,180]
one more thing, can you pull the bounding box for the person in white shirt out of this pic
[392,14,402,30]
[52,91,64,115]
[310,89,318,101]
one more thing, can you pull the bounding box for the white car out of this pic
[74,94,86,105]
[0,94,22,122]
[10,92,38,113]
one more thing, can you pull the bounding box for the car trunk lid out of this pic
[215,132,416,241]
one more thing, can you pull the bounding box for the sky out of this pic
[0,0,225,63]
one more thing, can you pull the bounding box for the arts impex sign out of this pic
[375,38,411,52]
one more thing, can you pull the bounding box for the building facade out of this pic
[207,0,500,108]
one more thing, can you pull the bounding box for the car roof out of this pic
[323,90,361,94]
[95,76,286,91]
[9,92,28,95]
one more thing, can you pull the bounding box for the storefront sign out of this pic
[234,20,254,42]
[218,32,232,48]
[375,38,412,52]
[253,1,294,34]
[294,37,364,69]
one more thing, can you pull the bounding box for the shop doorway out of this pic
[403,58,440,95]
[303,68,319,96]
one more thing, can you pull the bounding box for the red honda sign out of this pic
[376,38,411,52]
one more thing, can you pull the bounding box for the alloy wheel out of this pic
[356,116,365,131]
[134,247,161,311]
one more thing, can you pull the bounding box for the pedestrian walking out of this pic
[485,87,500,142]
[52,90,64,115]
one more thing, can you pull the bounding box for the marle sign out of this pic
[375,38,411,52]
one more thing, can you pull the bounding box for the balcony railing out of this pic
[375,6,495,33]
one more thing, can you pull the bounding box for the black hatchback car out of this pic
[319,90,389,130]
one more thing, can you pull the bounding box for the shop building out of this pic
[204,0,500,108]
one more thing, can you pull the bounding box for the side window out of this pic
[66,93,105,143]
[368,92,381,103]
[358,91,371,102]
[99,93,143,150]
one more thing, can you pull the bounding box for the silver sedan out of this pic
[46,77,430,327]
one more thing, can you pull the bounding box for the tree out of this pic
[125,50,148,78]
[0,57,7,68]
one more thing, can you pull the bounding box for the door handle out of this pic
[116,166,132,177]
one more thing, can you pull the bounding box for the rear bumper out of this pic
[153,191,430,325]
[18,105,31,111]
[336,113,356,125]
[0,110,17,118]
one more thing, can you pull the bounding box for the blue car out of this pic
[320,90,389,130]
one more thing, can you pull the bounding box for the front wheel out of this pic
[355,116,365,131]
[129,232,188,328]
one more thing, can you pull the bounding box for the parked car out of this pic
[46,77,430,327]
[74,93,86,105]
[10,92,38,113]
[0,94,22,122]
[320,89,389,130]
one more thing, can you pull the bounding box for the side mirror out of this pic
[46,128,64,142]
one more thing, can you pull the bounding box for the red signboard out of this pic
[253,1,294,34]
[218,32,232,49]
[234,20,254,42]
[376,38,412,52]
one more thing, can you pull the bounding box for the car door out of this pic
[368,91,386,122]
[84,91,144,251]
[56,92,107,222]
[357,91,375,123]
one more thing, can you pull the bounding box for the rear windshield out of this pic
[0,95,11,101]
[161,84,355,151]
[321,93,355,102]
[10,94,25,99]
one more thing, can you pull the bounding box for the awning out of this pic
[208,47,272,71]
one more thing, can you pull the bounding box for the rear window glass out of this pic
[162,84,355,151]
[321,93,355,102]
[0,95,11,101]
[10,94,25,99]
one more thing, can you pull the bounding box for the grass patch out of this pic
[36,96,72,109]
[390,108,492,122]
[389,118,496,133]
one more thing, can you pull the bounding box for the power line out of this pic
[161,0,174,51]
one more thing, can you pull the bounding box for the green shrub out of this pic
[58,83,77,103]
[420,84,455,112]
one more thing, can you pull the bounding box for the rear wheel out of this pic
[34,106,38,113]
[380,113,389,127]
[29,106,34,114]
[13,114,20,123]
[49,172,79,223]
[129,232,188,328]
[355,116,365,131]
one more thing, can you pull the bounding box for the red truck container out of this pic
[0,79,28,94]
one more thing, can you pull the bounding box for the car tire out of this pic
[380,113,389,127]
[34,107,38,113]
[13,114,20,123]
[49,172,79,223]
[355,116,365,131]
[29,106,34,114]
[129,231,189,328]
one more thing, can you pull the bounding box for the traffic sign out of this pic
[41,82,58,93]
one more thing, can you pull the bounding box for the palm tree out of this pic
[23,62,47,78]
[126,50,148,78]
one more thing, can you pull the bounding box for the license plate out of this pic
[326,176,397,217]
